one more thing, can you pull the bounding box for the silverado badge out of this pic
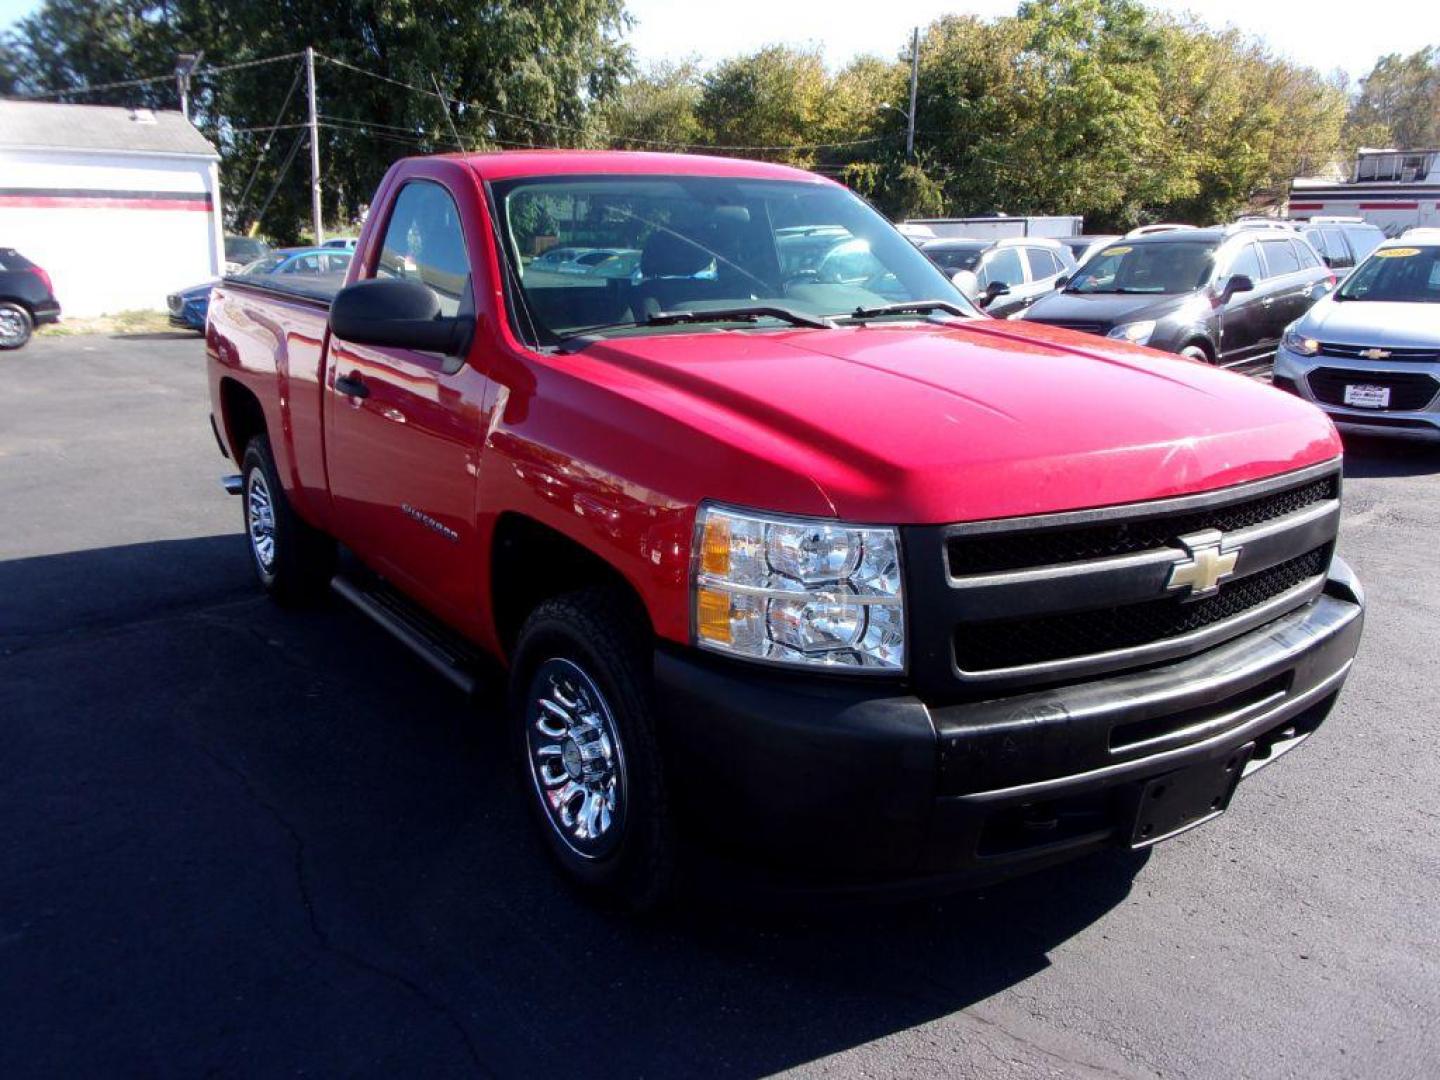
[1167,531,1240,598]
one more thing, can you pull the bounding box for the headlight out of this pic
[1107,320,1157,346]
[692,505,905,671]
[1281,327,1320,356]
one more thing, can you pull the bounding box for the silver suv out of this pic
[1274,231,1440,441]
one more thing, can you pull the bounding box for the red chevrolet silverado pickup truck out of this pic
[206,151,1364,908]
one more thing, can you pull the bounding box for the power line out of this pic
[314,52,898,154]
[15,50,305,101]
[230,61,306,226]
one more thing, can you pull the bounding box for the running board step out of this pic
[331,573,486,697]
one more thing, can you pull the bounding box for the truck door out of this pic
[324,178,490,627]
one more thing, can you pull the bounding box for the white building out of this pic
[0,100,222,317]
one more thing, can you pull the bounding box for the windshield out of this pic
[924,246,985,273]
[225,237,268,262]
[489,174,976,343]
[1337,245,1440,303]
[239,253,287,275]
[1065,240,1217,294]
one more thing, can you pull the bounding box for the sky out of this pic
[0,0,1424,82]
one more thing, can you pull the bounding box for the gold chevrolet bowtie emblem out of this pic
[1167,531,1240,598]
[1359,348,1391,360]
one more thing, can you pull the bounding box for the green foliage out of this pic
[1,0,1412,235]
[0,0,631,241]
[1346,46,1440,150]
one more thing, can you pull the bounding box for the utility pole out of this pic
[175,51,203,121]
[304,46,323,245]
[905,27,919,164]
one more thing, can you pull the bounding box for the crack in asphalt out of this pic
[189,741,493,1078]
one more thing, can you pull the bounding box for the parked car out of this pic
[1273,231,1440,441]
[0,246,60,350]
[1126,223,1197,237]
[205,150,1362,909]
[921,236,1076,317]
[553,248,638,276]
[322,237,359,250]
[168,247,353,330]
[223,235,270,275]
[1059,234,1122,268]
[1022,226,1335,365]
[1296,218,1385,278]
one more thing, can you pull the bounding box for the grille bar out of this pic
[949,472,1338,576]
[1318,342,1440,363]
[955,546,1330,673]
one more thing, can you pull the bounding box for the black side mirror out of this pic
[330,277,469,356]
[1054,274,1070,290]
[983,280,1011,302]
[1221,274,1254,300]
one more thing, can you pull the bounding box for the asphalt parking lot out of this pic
[2,333,1438,1078]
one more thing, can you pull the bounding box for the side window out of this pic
[376,180,472,316]
[1260,239,1301,277]
[1293,239,1321,270]
[1319,229,1352,266]
[1227,243,1263,281]
[978,247,1024,287]
[1025,248,1061,279]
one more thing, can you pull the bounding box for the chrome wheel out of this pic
[245,468,277,572]
[525,657,627,859]
[0,306,27,348]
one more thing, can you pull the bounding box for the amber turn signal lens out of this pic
[695,586,734,645]
[700,515,731,577]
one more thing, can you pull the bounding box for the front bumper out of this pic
[654,557,1363,892]
[1274,346,1440,442]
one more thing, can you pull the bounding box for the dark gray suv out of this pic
[1021,226,1335,366]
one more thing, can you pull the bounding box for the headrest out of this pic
[641,230,713,278]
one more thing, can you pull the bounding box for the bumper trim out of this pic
[951,653,1351,806]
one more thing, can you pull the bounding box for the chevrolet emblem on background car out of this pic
[1359,348,1392,360]
[1167,531,1241,597]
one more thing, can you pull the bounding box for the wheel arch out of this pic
[489,512,652,662]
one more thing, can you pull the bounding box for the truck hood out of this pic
[1298,295,1440,347]
[574,319,1339,524]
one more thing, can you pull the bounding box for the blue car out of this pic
[167,247,353,330]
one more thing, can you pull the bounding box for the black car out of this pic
[1021,226,1335,366]
[0,247,60,350]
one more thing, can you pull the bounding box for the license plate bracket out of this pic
[1131,743,1255,848]
[1343,384,1391,409]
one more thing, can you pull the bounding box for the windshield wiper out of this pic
[645,305,835,329]
[560,305,834,345]
[845,300,973,320]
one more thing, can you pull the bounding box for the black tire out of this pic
[240,435,336,604]
[509,586,676,911]
[1179,342,1212,363]
[0,302,33,350]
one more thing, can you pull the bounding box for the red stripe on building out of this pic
[1357,201,1419,210]
[0,195,211,211]
[1288,203,1324,210]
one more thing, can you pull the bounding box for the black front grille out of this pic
[1307,368,1440,411]
[955,546,1329,672]
[1033,319,1109,336]
[948,473,1338,575]
[1319,342,1440,363]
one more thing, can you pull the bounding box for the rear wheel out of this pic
[1179,343,1212,363]
[241,435,336,604]
[0,302,33,350]
[510,587,675,911]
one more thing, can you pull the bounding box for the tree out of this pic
[696,46,833,165]
[0,0,631,240]
[1347,46,1440,149]
[599,60,705,149]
